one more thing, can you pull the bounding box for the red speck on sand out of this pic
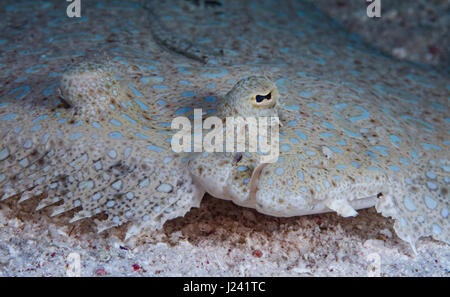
[428,45,439,55]
[132,264,141,271]
[252,250,263,258]
[95,268,107,276]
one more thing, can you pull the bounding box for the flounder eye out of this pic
[255,92,272,103]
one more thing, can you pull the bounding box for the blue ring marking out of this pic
[48,16,88,27]
[400,115,435,132]
[280,144,291,152]
[404,196,417,211]
[95,1,141,10]
[1,113,18,120]
[426,171,436,179]
[32,115,48,124]
[146,145,164,152]
[306,150,316,156]
[432,224,442,235]
[313,111,324,117]
[41,133,51,144]
[110,119,122,126]
[424,195,438,209]
[328,146,343,154]
[136,64,157,71]
[175,107,193,115]
[109,131,123,139]
[399,158,410,166]
[300,91,314,98]
[405,74,435,88]
[422,143,441,151]
[342,128,361,138]
[411,149,420,159]
[389,165,400,171]
[157,99,167,106]
[287,121,297,126]
[177,67,192,74]
[128,84,143,97]
[6,1,51,11]
[389,135,402,148]
[275,168,284,175]
[276,78,290,92]
[334,103,347,111]
[8,85,31,100]
[431,102,444,110]
[121,113,137,125]
[348,106,370,122]
[289,137,300,144]
[283,104,299,111]
[69,132,83,141]
[182,91,196,97]
[322,121,335,130]
[368,167,383,171]
[158,122,171,127]
[370,145,389,157]
[152,85,168,90]
[320,133,334,139]
[374,85,421,104]
[134,98,149,111]
[19,48,48,55]
[427,182,437,190]
[47,32,104,43]
[200,67,227,78]
[294,130,307,141]
[365,150,380,163]
[336,138,346,146]
[30,125,41,132]
[135,132,148,139]
[43,83,58,96]
[179,80,192,85]
[25,64,48,74]
[204,96,217,103]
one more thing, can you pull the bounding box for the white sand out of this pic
[0,195,448,276]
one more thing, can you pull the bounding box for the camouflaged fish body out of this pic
[0,0,448,247]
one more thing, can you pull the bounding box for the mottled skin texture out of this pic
[0,0,448,249]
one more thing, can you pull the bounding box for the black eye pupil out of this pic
[255,92,272,103]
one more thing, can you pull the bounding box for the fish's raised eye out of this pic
[255,92,272,103]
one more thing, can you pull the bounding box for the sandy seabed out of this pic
[0,195,448,276]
